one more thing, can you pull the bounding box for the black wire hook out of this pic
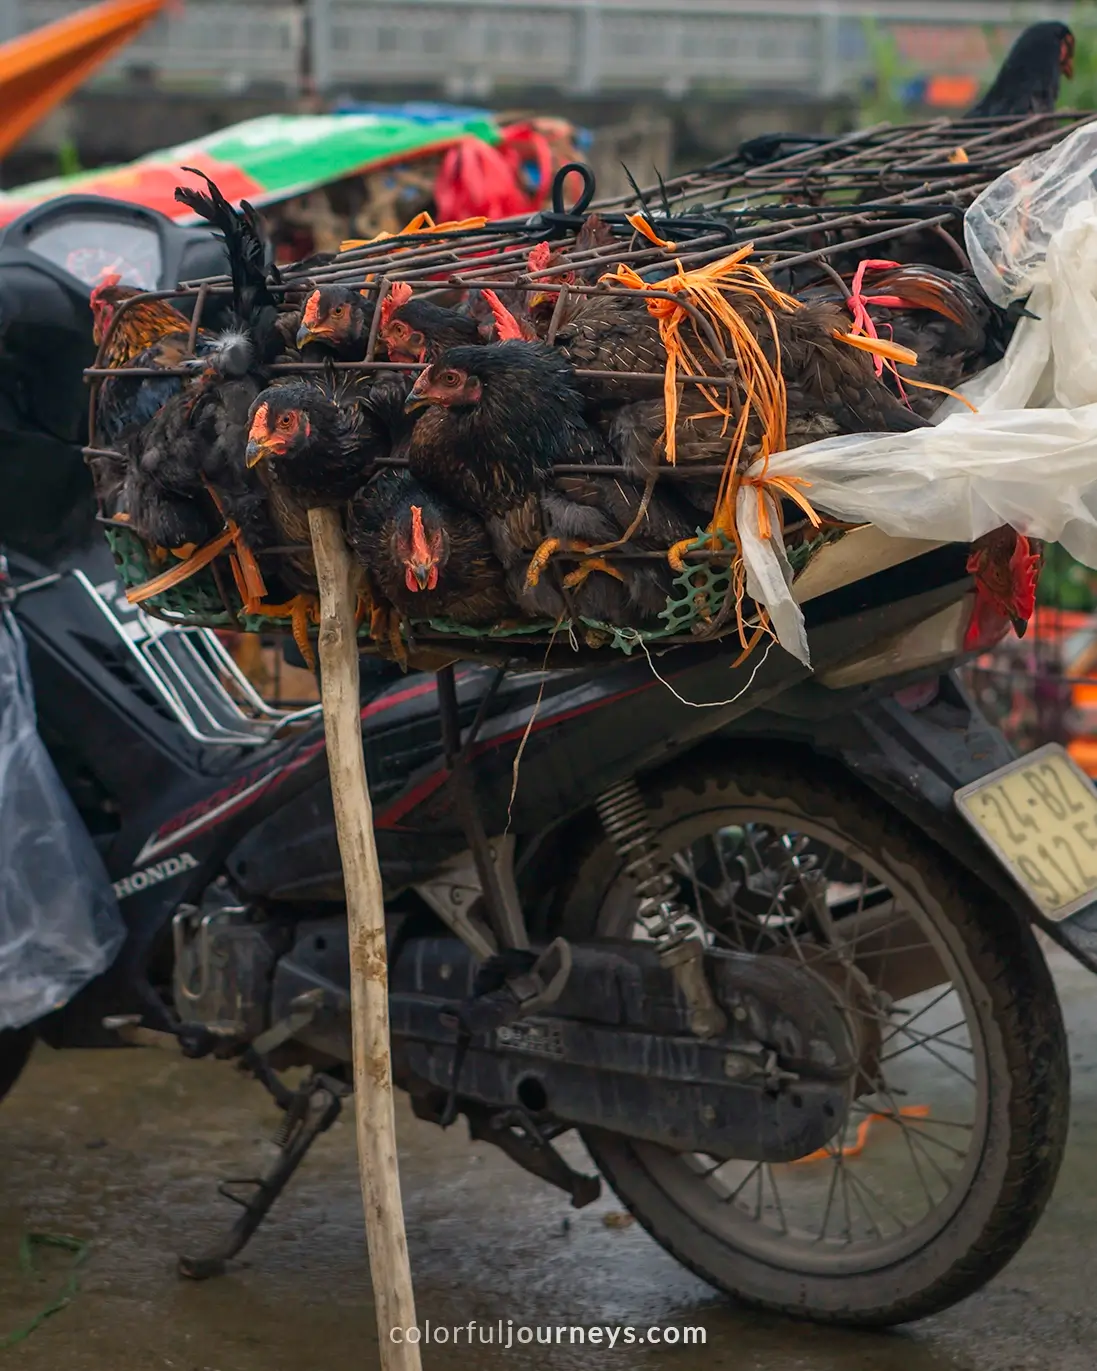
[552,162,596,217]
[529,163,598,237]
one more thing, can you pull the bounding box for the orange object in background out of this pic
[925,75,980,109]
[0,0,170,161]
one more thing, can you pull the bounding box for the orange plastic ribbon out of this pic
[339,213,488,253]
[625,213,677,251]
[125,524,236,604]
[793,1105,931,1164]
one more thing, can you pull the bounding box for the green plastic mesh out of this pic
[103,523,838,652]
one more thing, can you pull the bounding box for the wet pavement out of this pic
[3,945,1097,1371]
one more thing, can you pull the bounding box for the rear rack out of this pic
[82,110,1096,667]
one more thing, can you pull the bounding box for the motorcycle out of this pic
[0,194,1092,1327]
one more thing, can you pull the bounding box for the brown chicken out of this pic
[90,276,214,447]
[559,288,929,436]
[348,469,511,625]
[854,265,1007,418]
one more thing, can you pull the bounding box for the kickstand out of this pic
[178,1072,348,1280]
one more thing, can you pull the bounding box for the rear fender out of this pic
[829,674,1097,976]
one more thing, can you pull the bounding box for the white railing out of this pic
[7,0,1073,99]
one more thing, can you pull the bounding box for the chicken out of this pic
[378,282,481,363]
[849,264,1007,418]
[405,340,598,515]
[553,291,667,404]
[291,284,374,361]
[569,288,928,437]
[403,340,690,624]
[967,22,1073,118]
[966,527,1043,648]
[174,168,284,366]
[525,216,620,329]
[116,174,313,638]
[244,374,406,505]
[347,468,511,625]
[90,276,215,447]
[795,264,1007,419]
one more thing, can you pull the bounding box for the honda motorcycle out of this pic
[0,193,1093,1327]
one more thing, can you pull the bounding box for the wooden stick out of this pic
[308,506,421,1371]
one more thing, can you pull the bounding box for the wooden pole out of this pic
[308,506,422,1371]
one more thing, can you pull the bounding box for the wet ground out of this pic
[3,946,1097,1371]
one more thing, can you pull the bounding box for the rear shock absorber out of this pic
[595,779,728,1039]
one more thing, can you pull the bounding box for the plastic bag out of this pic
[965,120,1097,307]
[0,608,124,1030]
[738,123,1097,665]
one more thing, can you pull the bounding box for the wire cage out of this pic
[84,109,1097,670]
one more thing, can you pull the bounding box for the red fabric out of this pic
[432,126,555,223]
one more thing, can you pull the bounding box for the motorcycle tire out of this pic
[559,749,1069,1327]
[0,1026,34,1104]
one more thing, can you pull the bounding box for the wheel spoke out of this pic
[880,1020,973,1066]
[880,985,956,1044]
[722,1161,763,1206]
[623,810,991,1278]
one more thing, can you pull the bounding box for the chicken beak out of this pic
[411,562,433,590]
[245,438,274,468]
[404,381,432,414]
[296,324,330,349]
[1012,615,1029,639]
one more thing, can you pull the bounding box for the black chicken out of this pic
[405,341,597,514]
[348,468,511,625]
[378,282,482,363]
[117,175,296,622]
[245,373,406,505]
[843,264,1007,418]
[404,341,691,624]
[291,284,374,360]
[967,22,1074,117]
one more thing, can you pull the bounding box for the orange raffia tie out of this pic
[339,213,488,253]
[125,524,237,604]
[793,1104,931,1165]
[610,246,814,656]
[626,213,677,251]
[201,478,267,611]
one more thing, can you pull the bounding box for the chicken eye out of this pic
[439,371,462,387]
[332,305,346,317]
[276,412,296,431]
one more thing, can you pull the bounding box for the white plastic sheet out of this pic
[737,119,1097,665]
[0,609,124,1030]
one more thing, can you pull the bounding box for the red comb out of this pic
[481,289,524,342]
[380,281,413,329]
[1009,533,1040,623]
[89,271,122,307]
[527,242,552,273]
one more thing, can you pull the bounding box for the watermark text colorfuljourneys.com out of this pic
[390,1321,706,1349]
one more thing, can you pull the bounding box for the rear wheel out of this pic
[561,752,1069,1326]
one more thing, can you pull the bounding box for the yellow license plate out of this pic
[955,744,1097,921]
